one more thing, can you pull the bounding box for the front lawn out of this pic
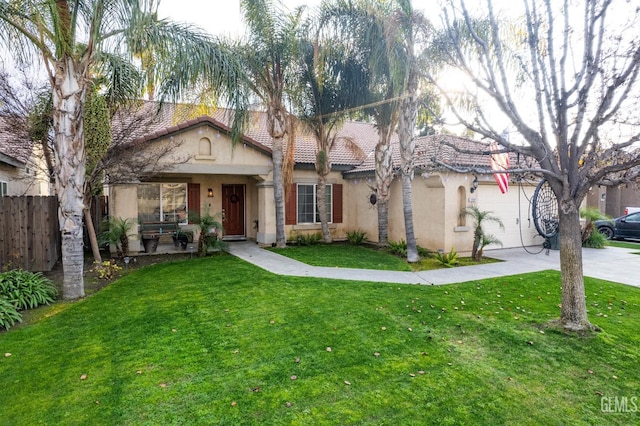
[270,243,413,270]
[270,243,498,271]
[1,255,638,424]
[607,240,640,251]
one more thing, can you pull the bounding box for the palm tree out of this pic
[296,28,369,243]
[461,206,504,261]
[390,0,431,263]
[320,0,399,245]
[240,0,304,248]
[0,0,248,299]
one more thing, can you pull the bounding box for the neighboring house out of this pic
[0,116,51,197]
[587,183,640,218]
[107,102,541,254]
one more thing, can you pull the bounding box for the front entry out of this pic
[222,184,245,239]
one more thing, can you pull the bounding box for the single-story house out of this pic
[107,102,542,255]
[0,116,51,197]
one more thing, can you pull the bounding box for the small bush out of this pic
[435,247,459,267]
[346,229,367,245]
[91,260,123,280]
[292,232,322,246]
[584,228,608,248]
[0,270,57,311]
[0,297,22,331]
[388,240,407,257]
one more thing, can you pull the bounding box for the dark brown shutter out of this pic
[187,183,200,223]
[332,184,343,224]
[285,183,297,225]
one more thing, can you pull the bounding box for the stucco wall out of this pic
[342,172,540,255]
[0,145,51,196]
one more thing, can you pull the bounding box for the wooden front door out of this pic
[222,184,245,238]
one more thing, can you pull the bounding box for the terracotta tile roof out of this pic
[344,134,498,175]
[112,102,378,167]
[112,102,524,174]
[0,116,31,166]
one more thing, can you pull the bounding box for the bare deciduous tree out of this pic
[432,0,640,331]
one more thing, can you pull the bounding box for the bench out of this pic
[140,222,193,251]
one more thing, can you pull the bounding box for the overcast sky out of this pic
[157,0,321,38]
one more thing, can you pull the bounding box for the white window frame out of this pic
[297,184,332,224]
[0,181,7,197]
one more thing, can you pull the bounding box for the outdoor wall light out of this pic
[207,188,214,198]
[470,176,479,193]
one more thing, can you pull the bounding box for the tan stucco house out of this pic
[107,102,541,255]
[0,116,51,197]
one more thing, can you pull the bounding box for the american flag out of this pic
[490,141,509,194]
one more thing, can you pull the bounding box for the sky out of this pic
[157,0,321,38]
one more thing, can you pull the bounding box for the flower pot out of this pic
[142,236,159,253]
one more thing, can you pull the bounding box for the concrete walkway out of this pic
[227,241,640,288]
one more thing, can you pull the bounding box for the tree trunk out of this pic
[83,208,102,263]
[397,63,419,263]
[472,229,482,261]
[558,200,592,331]
[375,127,394,244]
[267,105,288,248]
[401,172,418,262]
[272,135,286,248]
[316,169,332,243]
[52,57,87,300]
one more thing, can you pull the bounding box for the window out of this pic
[0,181,7,196]
[297,184,332,224]
[138,183,188,224]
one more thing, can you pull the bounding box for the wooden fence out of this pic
[0,196,60,272]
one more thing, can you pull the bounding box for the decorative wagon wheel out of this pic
[532,178,559,238]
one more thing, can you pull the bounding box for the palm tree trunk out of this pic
[272,135,286,248]
[52,56,87,300]
[316,169,332,243]
[375,127,393,244]
[401,171,418,262]
[267,104,288,248]
[398,71,419,263]
[558,200,592,331]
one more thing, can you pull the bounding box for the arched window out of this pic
[457,185,467,226]
[199,137,211,156]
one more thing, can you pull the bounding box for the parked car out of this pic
[596,212,640,240]
[624,207,640,215]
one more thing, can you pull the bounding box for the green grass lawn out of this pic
[607,240,640,251]
[270,244,413,271]
[1,254,639,425]
[270,243,498,271]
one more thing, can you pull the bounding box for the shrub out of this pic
[435,247,459,268]
[291,232,322,246]
[580,207,609,247]
[346,229,367,245]
[0,297,22,331]
[0,270,57,311]
[388,240,407,257]
[91,260,123,280]
[99,217,137,257]
[584,228,608,248]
